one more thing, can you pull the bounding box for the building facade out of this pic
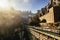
[37,0,60,23]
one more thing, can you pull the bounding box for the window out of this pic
[54,2,56,5]
[47,9,49,13]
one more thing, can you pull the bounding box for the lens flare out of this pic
[0,0,9,8]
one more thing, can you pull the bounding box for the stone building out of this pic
[37,0,60,23]
[50,0,60,7]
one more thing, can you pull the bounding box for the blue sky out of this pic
[12,0,49,13]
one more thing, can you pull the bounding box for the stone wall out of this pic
[39,7,54,23]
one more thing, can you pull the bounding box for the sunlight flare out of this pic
[0,0,10,8]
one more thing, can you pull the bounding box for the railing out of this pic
[28,26,60,40]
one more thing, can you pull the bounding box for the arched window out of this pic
[54,2,56,5]
[41,19,46,23]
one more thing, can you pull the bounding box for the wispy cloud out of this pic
[11,0,32,11]
[23,0,30,3]
[10,0,49,13]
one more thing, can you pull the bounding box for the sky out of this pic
[11,0,49,13]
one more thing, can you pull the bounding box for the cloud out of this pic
[23,0,29,3]
[12,0,32,11]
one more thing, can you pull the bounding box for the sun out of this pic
[0,0,9,8]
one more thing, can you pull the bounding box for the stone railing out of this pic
[28,26,60,40]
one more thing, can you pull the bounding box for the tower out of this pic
[50,0,60,7]
[49,0,60,22]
